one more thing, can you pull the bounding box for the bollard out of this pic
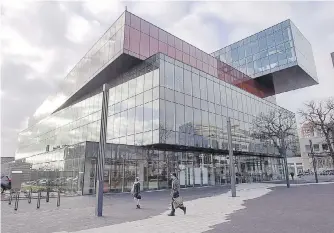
[14,192,20,211]
[37,191,41,209]
[57,189,60,207]
[28,189,32,204]
[8,191,12,205]
[46,188,50,203]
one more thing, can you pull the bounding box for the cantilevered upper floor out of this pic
[211,20,318,96]
[29,10,277,127]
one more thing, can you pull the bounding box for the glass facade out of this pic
[29,13,126,126]
[212,20,318,95]
[15,52,296,194]
[213,20,297,78]
[14,11,305,195]
[17,92,102,160]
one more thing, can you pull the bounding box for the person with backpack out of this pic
[131,177,141,209]
[168,173,186,216]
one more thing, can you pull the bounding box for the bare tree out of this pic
[159,123,173,143]
[298,98,334,167]
[252,108,298,188]
[327,99,334,145]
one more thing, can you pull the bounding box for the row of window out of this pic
[305,143,330,152]
[213,20,290,54]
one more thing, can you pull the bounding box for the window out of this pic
[322,144,329,151]
[313,144,320,152]
[192,73,200,98]
[259,37,267,51]
[183,70,192,95]
[231,48,239,62]
[174,66,184,92]
[165,62,174,89]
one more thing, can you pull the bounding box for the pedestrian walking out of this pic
[290,172,295,180]
[131,177,141,209]
[168,173,186,216]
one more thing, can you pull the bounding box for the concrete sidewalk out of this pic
[2,182,333,233]
[1,185,230,233]
[207,182,334,233]
[54,183,277,233]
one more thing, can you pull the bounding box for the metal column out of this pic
[96,84,109,217]
[227,117,236,197]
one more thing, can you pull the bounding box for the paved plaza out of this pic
[1,183,334,233]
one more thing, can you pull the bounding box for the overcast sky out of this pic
[1,1,334,157]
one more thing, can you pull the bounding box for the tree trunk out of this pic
[280,141,290,188]
[320,125,334,168]
[283,155,290,188]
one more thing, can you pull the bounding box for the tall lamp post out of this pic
[227,117,236,197]
[96,84,109,217]
[309,140,318,183]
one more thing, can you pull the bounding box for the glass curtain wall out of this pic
[14,142,86,195]
[212,20,297,78]
[83,142,285,194]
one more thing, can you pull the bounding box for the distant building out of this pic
[1,157,14,165]
[1,157,14,176]
[298,123,333,171]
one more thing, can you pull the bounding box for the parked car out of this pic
[1,175,12,193]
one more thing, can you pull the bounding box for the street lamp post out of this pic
[309,140,319,183]
[227,117,236,197]
[96,84,109,217]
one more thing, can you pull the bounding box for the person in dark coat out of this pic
[168,173,186,216]
[132,177,141,209]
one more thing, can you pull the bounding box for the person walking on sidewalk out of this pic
[131,177,141,209]
[168,173,186,216]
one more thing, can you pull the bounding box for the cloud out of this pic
[166,10,221,53]
[65,14,93,43]
[83,0,124,23]
[33,93,67,119]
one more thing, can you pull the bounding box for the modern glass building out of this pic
[212,20,318,103]
[12,11,314,195]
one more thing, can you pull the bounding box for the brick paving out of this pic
[206,183,334,233]
[1,186,229,233]
[1,183,334,233]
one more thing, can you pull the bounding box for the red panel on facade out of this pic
[168,45,176,59]
[149,36,159,56]
[140,19,150,35]
[182,41,190,55]
[149,24,159,39]
[175,49,183,62]
[130,13,141,31]
[123,25,130,50]
[158,41,168,54]
[190,45,196,58]
[182,53,190,64]
[190,56,196,67]
[125,11,275,99]
[140,32,150,58]
[129,27,140,55]
[167,34,175,47]
[175,37,182,51]
[159,28,168,43]
[202,62,209,73]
